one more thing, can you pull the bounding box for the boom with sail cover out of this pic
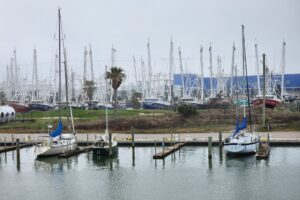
[233,117,247,136]
[50,119,63,138]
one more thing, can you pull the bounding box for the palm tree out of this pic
[83,80,96,108]
[106,67,126,108]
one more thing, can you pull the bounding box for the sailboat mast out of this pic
[255,43,261,96]
[281,41,286,100]
[200,46,204,102]
[178,47,184,98]
[209,43,213,97]
[89,44,94,82]
[133,56,137,83]
[242,25,253,133]
[58,8,62,119]
[105,65,109,133]
[147,39,152,97]
[230,43,236,97]
[169,38,174,103]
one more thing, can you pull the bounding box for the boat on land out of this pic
[34,9,77,158]
[141,97,171,109]
[252,94,282,109]
[7,101,29,113]
[29,100,54,111]
[224,25,259,155]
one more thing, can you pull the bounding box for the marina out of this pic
[1,146,300,200]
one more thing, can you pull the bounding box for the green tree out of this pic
[106,67,126,108]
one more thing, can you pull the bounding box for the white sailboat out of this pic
[35,9,77,158]
[92,66,118,156]
[224,25,259,155]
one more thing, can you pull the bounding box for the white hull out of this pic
[224,133,259,154]
[35,134,77,157]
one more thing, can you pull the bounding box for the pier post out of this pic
[131,126,135,148]
[86,134,89,146]
[16,138,20,162]
[162,138,165,153]
[267,133,270,146]
[218,132,222,148]
[109,132,112,156]
[11,134,14,146]
[154,140,157,154]
[208,136,212,159]
[4,137,6,150]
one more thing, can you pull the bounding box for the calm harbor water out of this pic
[0,146,300,200]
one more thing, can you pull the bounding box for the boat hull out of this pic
[8,103,29,113]
[35,141,77,158]
[92,144,118,156]
[224,142,258,154]
[142,102,170,109]
[252,98,281,109]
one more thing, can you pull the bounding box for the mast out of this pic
[105,65,109,133]
[147,39,152,97]
[200,46,204,102]
[141,57,146,98]
[13,49,18,86]
[242,25,253,133]
[58,8,62,119]
[230,43,236,97]
[32,48,38,100]
[83,47,87,85]
[255,43,261,96]
[89,44,94,82]
[169,38,174,103]
[178,47,184,98]
[281,41,286,100]
[209,43,213,97]
[110,47,116,102]
[71,69,75,102]
[133,56,138,83]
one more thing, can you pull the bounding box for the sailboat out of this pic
[92,66,118,156]
[35,9,77,158]
[224,25,259,155]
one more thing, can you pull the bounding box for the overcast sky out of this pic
[0,0,299,84]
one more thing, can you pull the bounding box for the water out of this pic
[0,146,300,200]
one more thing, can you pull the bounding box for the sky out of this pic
[0,0,299,84]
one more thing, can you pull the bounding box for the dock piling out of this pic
[131,126,135,148]
[218,132,222,148]
[4,137,6,150]
[86,134,89,146]
[208,136,212,159]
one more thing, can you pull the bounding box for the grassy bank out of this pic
[0,107,300,133]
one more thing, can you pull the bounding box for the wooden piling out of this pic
[16,138,20,161]
[208,136,212,159]
[109,132,112,156]
[4,137,6,150]
[162,138,165,153]
[86,134,89,146]
[131,126,135,148]
[218,132,222,148]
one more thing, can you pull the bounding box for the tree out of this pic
[177,104,197,117]
[106,67,126,108]
[0,91,7,105]
[83,80,96,108]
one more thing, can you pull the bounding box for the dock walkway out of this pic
[153,143,185,159]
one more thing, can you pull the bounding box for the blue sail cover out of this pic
[50,119,63,138]
[233,117,247,136]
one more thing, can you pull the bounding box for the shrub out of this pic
[177,104,197,117]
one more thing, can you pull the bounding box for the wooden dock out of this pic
[256,142,270,159]
[153,143,185,159]
[0,142,35,154]
[58,146,92,158]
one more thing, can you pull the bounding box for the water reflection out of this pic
[91,153,119,170]
[34,156,76,173]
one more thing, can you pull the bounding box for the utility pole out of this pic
[262,54,266,128]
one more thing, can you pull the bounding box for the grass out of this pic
[0,107,299,133]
